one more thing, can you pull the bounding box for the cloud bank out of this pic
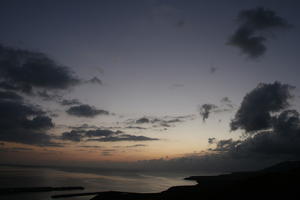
[0,91,57,146]
[61,128,158,142]
[0,44,80,93]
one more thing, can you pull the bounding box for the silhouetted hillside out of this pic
[88,160,300,200]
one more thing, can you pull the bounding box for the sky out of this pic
[0,0,300,172]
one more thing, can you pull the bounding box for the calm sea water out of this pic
[0,166,197,200]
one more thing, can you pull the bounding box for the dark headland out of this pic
[51,160,300,200]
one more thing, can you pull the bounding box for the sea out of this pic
[0,165,198,200]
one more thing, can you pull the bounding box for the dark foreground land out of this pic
[86,160,300,200]
[2,161,300,199]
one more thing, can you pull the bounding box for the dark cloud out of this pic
[199,104,218,122]
[68,123,100,130]
[132,108,300,172]
[136,117,150,124]
[0,90,23,101]
[125,144,147,148]
[200,82,300,169]
[89,134,159,142]
[61,130,82,142]
[212,139,241,152]
[0,146,33,152]
[37,90,61,101]
[208,137,216,144]
[61,129,120,142]
[79,145,102,148]
[211,109,300,160]
[23,116,54,130]
[0,81,32,93]
[126,126,147,130]
[228,7,291,58]
[228,27,266,58]
[237,7,291,30]
[0,98,57,146]
[101,149,116,156]
[230,82,294,133]
[199,98,235,122]
[85,129,122,137]
[61,128,156,143]
[60,99,82,106]
[0,44,80,93]
[132,115,194,129]
[66,104,109,117]
[104,83,300,173]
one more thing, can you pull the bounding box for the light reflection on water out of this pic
[0,166,197,200]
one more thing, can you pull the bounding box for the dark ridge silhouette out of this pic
[50,160,300,200]
[0,186,84,195]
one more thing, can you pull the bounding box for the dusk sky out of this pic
[1,0,300,172]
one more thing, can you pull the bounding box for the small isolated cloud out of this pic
[66,104,109,118]
[228,7,291,58]
[230,81,294,133]
[199,104,218,122]
[199,98,235,122]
